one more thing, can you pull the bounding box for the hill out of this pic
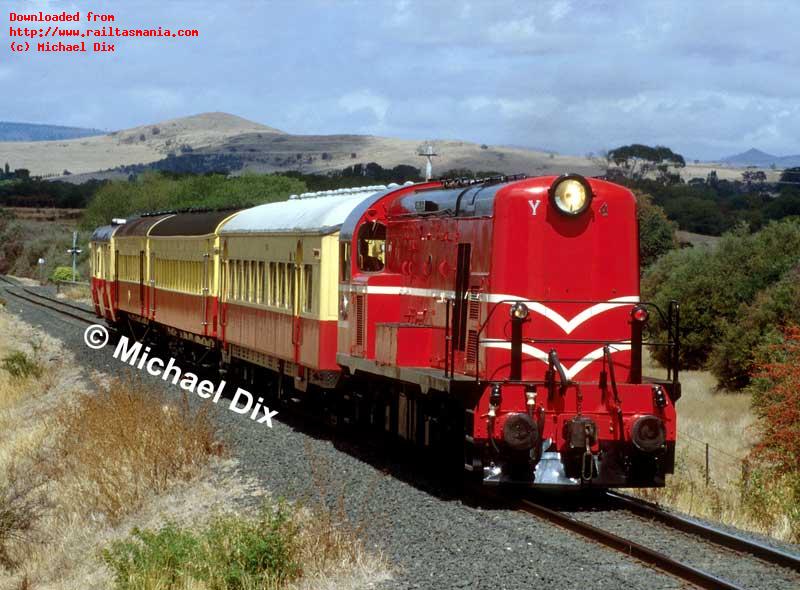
[0,121,104,142]
[722,148,800,168]
[0,111,780,182]
[0,112,285,177]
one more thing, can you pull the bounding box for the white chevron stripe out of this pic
[480,341,631,380]
[483,294,639,334]
[339,284,638,334]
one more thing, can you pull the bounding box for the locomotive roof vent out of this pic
[289,185,388,200]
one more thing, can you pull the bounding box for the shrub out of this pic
[749,326,800,474]
[0,463,47,569]
[1,350,42,380]
[50,265,76,282]
[710,267,800,390]
[643,220,800,371]
[741,326,800,541]
[81,172,307,228]
[103,503,301,589]
[635,191,677,269]
[51,378,222,522]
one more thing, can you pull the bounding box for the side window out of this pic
[236,260,243,301]
[303,264,313,312]
[242,260,250,301]
[269,262,276,305]
[288,264,296,309]
[357,222,386,272]
[278,263,286,307]
[340,241,351,281]
[257,261,265,304]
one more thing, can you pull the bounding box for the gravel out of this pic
[570,505,800,589]
[2,281,799,590]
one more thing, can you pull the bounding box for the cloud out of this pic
[338,91,390,125]
[0,0,798,159]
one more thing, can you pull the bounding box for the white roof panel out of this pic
[219,187,384,235]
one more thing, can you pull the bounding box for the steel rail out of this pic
[1,284,100,326]
[18,285,97,315]
[607,491,800,572]
[518,498,746,590]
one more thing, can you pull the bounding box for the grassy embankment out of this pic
[638,353,796,543]
[0,211,90,281]
[0,305,386,589]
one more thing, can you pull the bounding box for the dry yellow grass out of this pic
[56,284,92,305]
[636,353,797,540]
[0,309,387,589]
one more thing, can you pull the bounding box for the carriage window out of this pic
[357,221,386,272]
[278,263,286,307]
[288,264,296,309]
[340,242,351,281]
[257,261,265,304]
[245,261,252,302]
[237,260,244,301]
[303,264,313,312]
[269,262,277,305]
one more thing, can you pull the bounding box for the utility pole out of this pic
[417,143,438,181]
[66,231,82,282]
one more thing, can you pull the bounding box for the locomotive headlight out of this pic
[510,302,529,320]
[550,175,593,216]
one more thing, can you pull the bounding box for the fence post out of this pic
[705,443,710,486]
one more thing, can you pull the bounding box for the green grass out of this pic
[103,502,301,590]
[1,351,43,380]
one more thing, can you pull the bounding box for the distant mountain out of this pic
[721,148,800,168]
[0,121,105,142]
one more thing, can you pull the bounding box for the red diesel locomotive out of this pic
[91,174,681,489]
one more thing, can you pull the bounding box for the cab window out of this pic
[357,221,386,272]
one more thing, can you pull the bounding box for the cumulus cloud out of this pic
[1,0,798,159]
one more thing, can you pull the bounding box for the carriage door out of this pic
[452,243,472,373]
[292,240,303,363]
[112,249,119,320]
[139,250,146,317]
[202,245,211,334]
[149,250,156,319]
[219,241,228,338]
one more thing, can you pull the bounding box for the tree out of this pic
[635,191,677,268]
[643,219,800,371]
[606,144,686,184]
[780,167,800,184]
[750,325,800,477]
[742,169,767,187]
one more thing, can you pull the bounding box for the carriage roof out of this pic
[219,185,406,236]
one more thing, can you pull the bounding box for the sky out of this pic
[3,0,799,160]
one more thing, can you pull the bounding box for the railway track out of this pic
[516,492,800,590]
[3,273,799,588]
[0,276,100,325]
